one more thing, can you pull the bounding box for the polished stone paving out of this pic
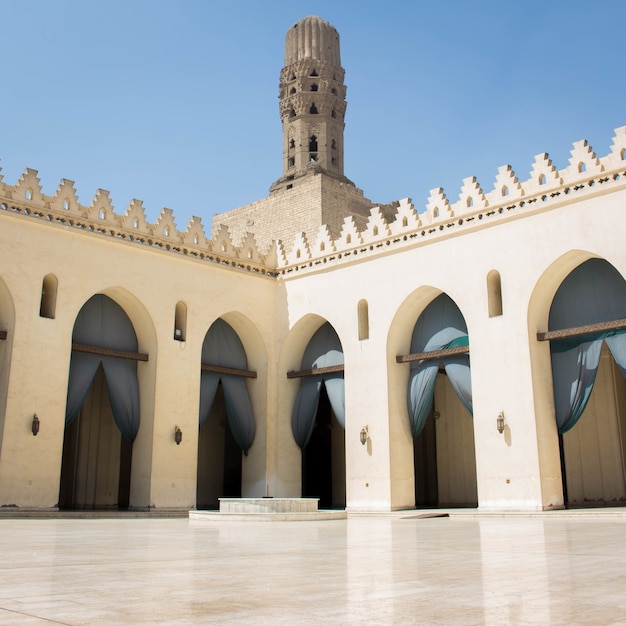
[1,513,626,625]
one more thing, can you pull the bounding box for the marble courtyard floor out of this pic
[0,512,625,625]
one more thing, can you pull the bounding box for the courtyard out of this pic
[0,512,625,624]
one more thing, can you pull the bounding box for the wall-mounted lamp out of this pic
[496,411,506,434]
[174,426,182,445]
[31,414,40,436]
[360,425,369,446]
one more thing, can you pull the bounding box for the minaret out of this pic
[271,15,350,192]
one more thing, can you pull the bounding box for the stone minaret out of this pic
[215,15,377,250]
[271,15,350,192]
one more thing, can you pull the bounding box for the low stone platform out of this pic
[189,497,347,521]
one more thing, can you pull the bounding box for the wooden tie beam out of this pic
[72,342,149,362]
[537,318,626,342]
[287,364,345,379]
[201,363,257,378]
[396,344,469,364]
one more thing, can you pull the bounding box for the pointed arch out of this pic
[406,293,472,438]
[291,322,345,449]
[65,294,141,442]
[199,318,256,454]
[547,258,626,434]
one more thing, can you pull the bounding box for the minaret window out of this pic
[310,83,318,92]
[289,108,296,118]
[290,87,296,95]
[331,87,337,95]
[289,139,295,149]
[309,136,318,152]
[309,103,318,114]
[310,69,318,77]
[331,109,336,119]
[331,139,337,150]
[288,157,295,167]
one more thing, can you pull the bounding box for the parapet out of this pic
[2,126,625,279]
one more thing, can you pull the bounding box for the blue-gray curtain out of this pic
[199,319,256,455]
[407,294,472,439]
[549,259,626,433]
[65,294,140,443]
[292,322,345,449]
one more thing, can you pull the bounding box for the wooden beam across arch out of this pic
[287,364,345,379]
[396,344,470,364]
[72,342,149,362]
[537,318,626,342]
[201,363,257,378]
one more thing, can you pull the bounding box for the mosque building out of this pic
[1,15,626,513]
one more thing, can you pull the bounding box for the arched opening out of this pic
[309,103,318,115]
[545,258,626,507]
[196,319,256,509]
[291,322,346,509]
[39,274,58,319]
[59,294,142,510]
[406,294,477,507]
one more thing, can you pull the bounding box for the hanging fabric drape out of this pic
[65,295,140,442]
[407,294,472,439]
[291,322,345,449]
[199,319,255,455]
[549,259,626,433]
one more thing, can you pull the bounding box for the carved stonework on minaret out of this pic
[270,15,355,193]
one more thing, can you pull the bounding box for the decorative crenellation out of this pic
[0,168,279,277]
[276,126,626,274]
[1,126,626,279]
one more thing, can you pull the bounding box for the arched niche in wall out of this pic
[487,270,503,317]
[174,301,187,341]
[358,299,369,340]
[39,274,58,319]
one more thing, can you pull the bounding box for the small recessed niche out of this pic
[487,270,503,317]
[174,301,187,341]
[39,274,58,319]
[358,299,369,340]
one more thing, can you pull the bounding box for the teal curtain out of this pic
[407,295,472,439]
[291,322,344,449]
[199,319,256,455]
[65,295,140,443]
[549,259,626,433]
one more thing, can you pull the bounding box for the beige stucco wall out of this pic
[1,133,625,513]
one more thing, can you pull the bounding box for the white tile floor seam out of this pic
[0,516,625,624]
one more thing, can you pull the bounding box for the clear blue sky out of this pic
[2,1,625,231]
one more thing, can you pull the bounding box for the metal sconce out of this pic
[360,425,369,446]
[31,414,40,436]
[496,411,506,434]
[174,426,182,445]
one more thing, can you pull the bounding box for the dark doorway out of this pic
[414,408,438,507]
[302,385,345,509]
[59,366,132,510]
[196,382,242,509]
